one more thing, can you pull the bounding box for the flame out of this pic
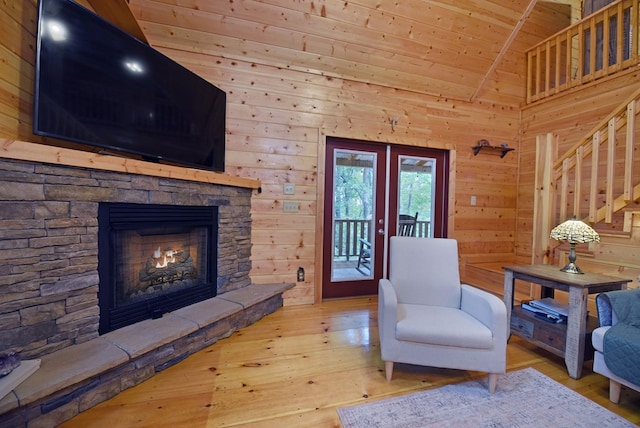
[154,247,178,268]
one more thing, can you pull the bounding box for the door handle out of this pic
[378,228,385,235]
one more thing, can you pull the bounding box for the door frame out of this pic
[315,136,456,303]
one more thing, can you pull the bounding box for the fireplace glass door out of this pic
[115,227,210,306]
[98,203,217,333]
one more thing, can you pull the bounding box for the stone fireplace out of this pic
[0,156,254,359]
[98,203,218,333]
[0,142,293,426]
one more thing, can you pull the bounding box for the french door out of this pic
[322,138,449,299]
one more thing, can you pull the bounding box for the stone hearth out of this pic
[0,282,292,426]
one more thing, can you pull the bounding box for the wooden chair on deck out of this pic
[356,238,372,275]
[398,212,418,237]
[356,212,419,275]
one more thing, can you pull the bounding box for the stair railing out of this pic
[552,85,640,226]
[526,0,640,104]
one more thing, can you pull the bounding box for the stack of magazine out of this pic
[521,298,568,324]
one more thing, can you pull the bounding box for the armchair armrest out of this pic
[460,284,508,342]
[378,279,398,346]
[596,293,614,327]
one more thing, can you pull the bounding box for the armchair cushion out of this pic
[604,323,640,386]
[396,304,493,348]
[389,237,461,308]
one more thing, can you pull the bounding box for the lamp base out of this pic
[560,262,584,274]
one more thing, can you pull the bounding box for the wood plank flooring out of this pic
[59,297,640,427]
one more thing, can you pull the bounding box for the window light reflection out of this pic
[124,60,144,74]
[45,20,67,42]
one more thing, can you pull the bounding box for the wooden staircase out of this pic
[533,85,640,281]
[554,85,640,225]
[464,5,640,297]
[467,82,640,300]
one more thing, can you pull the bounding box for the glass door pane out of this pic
[331,149,377,281]
[397,155,436,238]
[323,138,387,299]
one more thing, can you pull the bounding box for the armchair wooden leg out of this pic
[609,379,622,403]
[385,361,394,381]
[488,373,498,393]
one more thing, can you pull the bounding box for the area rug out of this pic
[337,368,633,427]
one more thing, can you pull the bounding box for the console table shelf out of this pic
[510,305,598,358]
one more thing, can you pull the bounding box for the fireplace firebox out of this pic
[98,203,218,333]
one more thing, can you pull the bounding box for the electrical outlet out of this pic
[470,196,477,206]
[283,201,299,213]
[283,183,295,195]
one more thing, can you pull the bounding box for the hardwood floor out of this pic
[60,297,639,427]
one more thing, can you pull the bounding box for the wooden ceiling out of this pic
[89,0,579,103]
[80,0,147,42]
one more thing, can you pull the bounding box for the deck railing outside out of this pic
[333,219,431,260]
[526,0,640,104]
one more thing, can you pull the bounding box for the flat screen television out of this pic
[33,0,226,172]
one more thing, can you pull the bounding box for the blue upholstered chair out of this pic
[592,289,640,403]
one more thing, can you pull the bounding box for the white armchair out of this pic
[378,237,508,393]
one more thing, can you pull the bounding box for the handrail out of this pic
[526,0,640,104]
[554,85,640,168]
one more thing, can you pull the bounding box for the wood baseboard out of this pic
[462,261,531,302]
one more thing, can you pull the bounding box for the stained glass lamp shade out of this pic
[549,218,600,274]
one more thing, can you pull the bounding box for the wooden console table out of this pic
[503,264,631,379]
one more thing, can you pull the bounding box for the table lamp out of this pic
[549,217,600,274]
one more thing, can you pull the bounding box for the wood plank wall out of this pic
[1,1,575,305]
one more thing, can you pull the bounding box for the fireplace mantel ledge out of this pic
[0,139,261,190]
[0,283,294,417]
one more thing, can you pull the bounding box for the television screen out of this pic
[34,0,226,172]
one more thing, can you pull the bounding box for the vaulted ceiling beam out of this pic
[470,0,538,101]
